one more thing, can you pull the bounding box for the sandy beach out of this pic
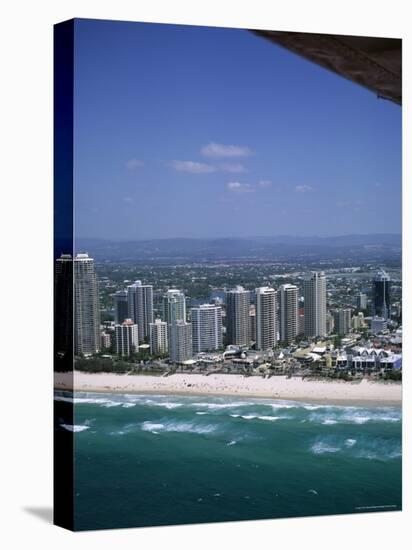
[54,371,402,405]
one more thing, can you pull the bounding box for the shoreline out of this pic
[54,371,402,407]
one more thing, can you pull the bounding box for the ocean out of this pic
[54,391,402,531]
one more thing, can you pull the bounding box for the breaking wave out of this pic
[310,436,401,461]
[311,441,341,454]
[60,424,90,432]
[141,420,217,435]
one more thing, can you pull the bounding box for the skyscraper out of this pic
[149,318,168,355]
[115,319,139,356]
[255,286,277,351]
[113,290,128,324]
[372,269,391,319]
[298,306,305,336]
[55,253,73,358]
[303,272,327,338]
[127,280,154,342]
[190,304,222,353]
[74,253,100,355]
[162,289,186,325]
[249,304,256,343]
[169,320,192,363]
[279,284,299,344]
[225,286,250,347]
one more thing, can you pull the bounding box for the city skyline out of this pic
[59,251,400,364]
[74,20,401,241]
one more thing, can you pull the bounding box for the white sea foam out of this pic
[345,439,357,447]
[141,420,216,435]
[270,403,295,410]
[311,441,341,454]
[122,403,135,408]
[309,408,401,426]
[354,439,402,461]
[58,395,114,405]
[60,424,90,433]
[191,402,250,410]
[227,440,237,446]
[357,449,401,461]
[152,402,183,409]
[141,422,165,432]
[377,416,401,423]
[347,415,371,424]
[231,413,283,422]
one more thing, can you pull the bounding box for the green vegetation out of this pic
[75,357,131,373]
[382,369,402,381]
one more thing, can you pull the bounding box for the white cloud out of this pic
[126,159,144,170]
[201,142,253,158]
[258,180,272,187]
[123,196,134,203]
[227,181,255,193]
[171,160,215,174]
[295,185,313,193]
[220,163,247,173]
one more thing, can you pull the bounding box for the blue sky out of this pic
[74,19,401,240]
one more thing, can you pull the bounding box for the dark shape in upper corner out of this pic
[252,30,401,105]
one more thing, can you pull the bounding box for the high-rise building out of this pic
[55,253,73,358]
[169,320,192,363]
[74,253,100,355]
[332,308,352,336]
[255,287,277,351]
[372,269,391,319]
[279,284,298,344]
[357,292,368,310]
[249,304,256,343]
[303,272,327,338]
[190,304,222,353]
[115,319,139,356]
[149,318,168,355]
[127,280,154,342]
[162,289,186,326]
[225,286,250,347]
[114,290,128,324]
[298,307,305,336]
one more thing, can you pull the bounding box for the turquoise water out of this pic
[55,392,402,531]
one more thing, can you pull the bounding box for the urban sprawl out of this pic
[55,253,402,381]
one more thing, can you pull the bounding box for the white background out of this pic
[0,1,410,548]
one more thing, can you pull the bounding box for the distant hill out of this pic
[71,234,401,263]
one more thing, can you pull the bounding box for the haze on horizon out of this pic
[74,20,402,241]
[77,232,401,243]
